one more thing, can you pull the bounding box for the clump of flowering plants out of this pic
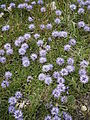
[0,0,90,120]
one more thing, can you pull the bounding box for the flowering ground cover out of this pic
[0,0,90,120]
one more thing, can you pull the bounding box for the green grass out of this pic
[0,0,90,120]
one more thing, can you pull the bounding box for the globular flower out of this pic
[84,26,90,32]
[55,10,62,16]
[56,57,64,66]
[41,7,46,12]
[45,76,52,85]
[80,75,89,84]
[48,64,53,70]
[29,24,35,30]
[0,57,6,63]
[39,49,47,57]
[58,31,68,38]
[38,73,46,81]
[60,68,68,76]
[64,44,71,51]
[50,1,56,11]
[5,71,12,79]
[52,88,61,98]
[15,91,22,99]
[15,40,22,47]
[21,43,29,50]
[57,83,66,92]
[45,45,51,51]
[52,116,61,120]
[14,110,23,119]
[40,24,45,30]
[6,49,13,55]
[48,37,52,42]
[39,57,47,64]
[57,77,65,84]
[44,115,51,120]
[63,112,72,120]
[66,65,75,73]
[80,60,89,68]
[78,21,85,28]
[9,3,15,8]
[67,58,74,65]
[19,48,26,55]
[22,59,30,67]
[0,4,6,9]
[53,71,60,79]
[8,106,15,113]
[37,0,44,5]
[61,96,67,103]
[28,16,33,22]
[31,1,36,5]
[26,5,33,11]
[24,33,31,41]
[51,107,59,115]
[87,5,90,11]
[34,33,40,39]
[27,75,33,82]
[78,8,85,14]
[69,39,76,46]
[8,97,17,105]
[0,49,5,55]
[79,69,86,76]
[1,80,9,88]
[2,25,10,31]
[52,31,59,38]
[37,40,43,47]
[54,18,61,24]
[70,4,76,11]
[30,53,37,61]
[46,23,52,30]
[4,43,11,50]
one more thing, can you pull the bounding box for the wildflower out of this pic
[51,107,59,115]
[5,71,12,79]
[80,60,89,68]
[29,24,35,30]
[78,8,85,14]
[30,53,37,61]
[37,40,43,47]
[48,64,53,70]
[21,43,29,50]
[70,4,76,11]
[63,112,72,120]
[40,24,45,30]
[55,10,62,16]
[52,88,61,98]
[1,80,9,88]
[46,23,52,30]
[18,48,26,55]
[15,91,22,99]
[79,69,86,75]
[4,43,11,50]
[0,49,5,55]
[39,49,47,57]
[24,33,31,41]
[52,116,61,120]
[69,39,76,46]
[2,25,10,31]
[0,57,6,63]
[84,26,90,32]
[18,36,25,42]
[0,12,4,18]
[14,110,23,119]
[78,21,85,28]
[28,16,33,22]
[31,1,36,5]
[66,65,75,73]
[45,76,52,85]
[45,45,51,51]
[52,31,59,38]
[58,31,68,38]
[41,7,46,12]
[34,33,40,39]
[48,37,52,42]
[57,83,66,92]
[87,5,90,11]
[54,18,61,24]
[61,96,67,103]
[39,57,47,64]
[50,1,56,11]
[56,57,64,66]
[64,44,71,51]
[15,40,22,47]
[67,58,74,65]
[8,106,15,113]
[26,5,33,11]
[53,71,60,79]
[44,115,52,120]
[27,75,33,82]
[80,75,89,84]
[8,97,17,105]
[37,0,44,5]
[9,3,15,8]
[38,73,46,81]
[22,59,30,67]
[57,77,65,84]
[6,49,13,55]
[0,4,6,9]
